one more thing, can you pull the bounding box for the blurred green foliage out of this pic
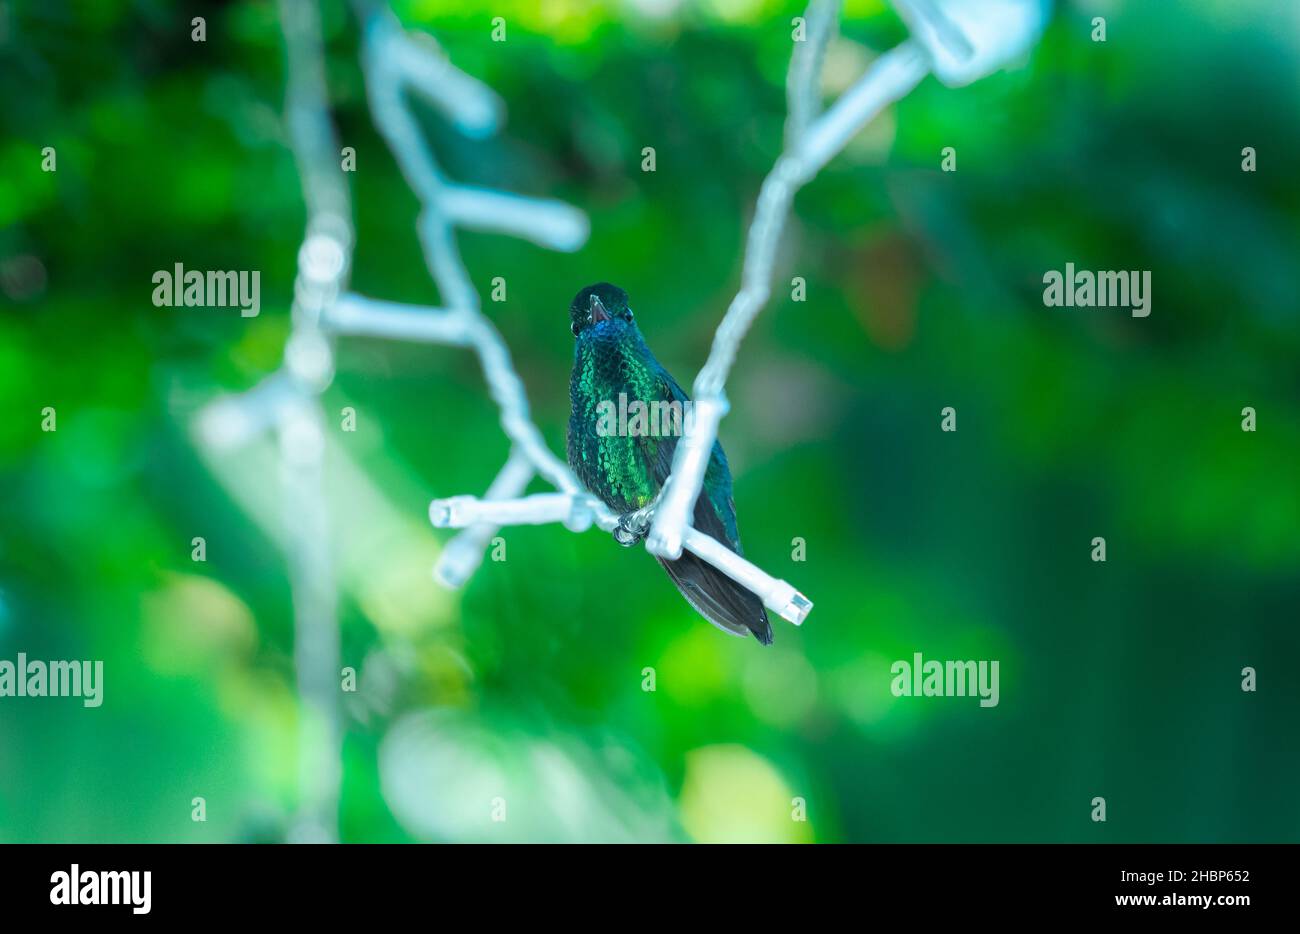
[0,0,1297,842]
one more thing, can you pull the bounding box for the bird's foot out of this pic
[613,509,653,547]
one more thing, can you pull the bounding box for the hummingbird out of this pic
[566,282,773,645]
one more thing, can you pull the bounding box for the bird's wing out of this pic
[641,372,773,644]
[644,370,741,549]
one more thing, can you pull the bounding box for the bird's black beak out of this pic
[590,294,611,324]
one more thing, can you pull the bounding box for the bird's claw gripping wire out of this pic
[613,506,655,547]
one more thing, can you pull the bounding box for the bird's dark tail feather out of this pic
[657,552,774,645]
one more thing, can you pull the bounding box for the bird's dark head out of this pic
[570,282,634,337]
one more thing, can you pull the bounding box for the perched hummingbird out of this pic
[567,283,773,645]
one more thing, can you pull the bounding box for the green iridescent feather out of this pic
[566,283,771,644]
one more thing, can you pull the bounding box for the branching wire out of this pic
[195,0,1049,836]
[646,0,1052,562]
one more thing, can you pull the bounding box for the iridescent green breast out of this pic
[567,319,666,513]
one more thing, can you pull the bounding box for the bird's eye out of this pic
[571,321,580,336]
[623,310,634,321]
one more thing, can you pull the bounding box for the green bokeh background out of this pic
[1,0,1297,842]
